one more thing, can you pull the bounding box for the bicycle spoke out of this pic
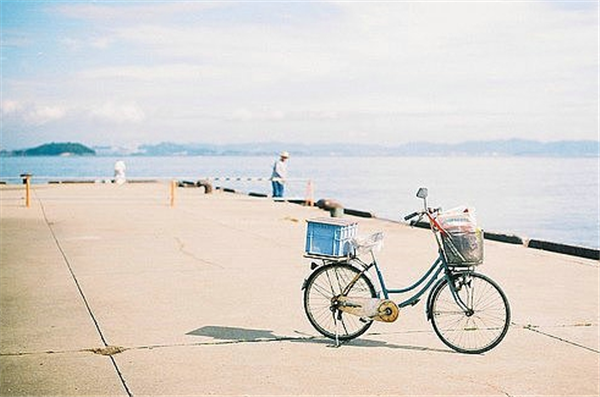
[312,278,338,299]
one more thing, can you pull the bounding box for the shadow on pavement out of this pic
[187,325,454,354]
[187,325,279,341]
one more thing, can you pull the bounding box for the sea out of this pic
[1,155,599,249]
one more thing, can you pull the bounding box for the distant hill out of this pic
[127,139,599,157]
[3,139,597,157]
[4,142,96,156]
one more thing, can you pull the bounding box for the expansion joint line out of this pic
[520,323,599,354]
[38,197,133,397]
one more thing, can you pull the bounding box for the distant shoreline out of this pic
[2,139,599,158]
[2,153,599,158]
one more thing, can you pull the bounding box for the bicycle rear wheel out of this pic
[429,272,510,354]
[303,263,376,341]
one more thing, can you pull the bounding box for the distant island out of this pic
[2,139,598,157]
[3,142,96,157]
[109,139,599,157]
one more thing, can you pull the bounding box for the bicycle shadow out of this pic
[187,325,277,341]
[186,325,454,354]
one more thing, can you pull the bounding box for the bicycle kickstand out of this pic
[331,310,341,348]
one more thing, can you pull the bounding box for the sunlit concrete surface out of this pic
[1,183,598,396]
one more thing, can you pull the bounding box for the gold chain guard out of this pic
[336,297,399,323]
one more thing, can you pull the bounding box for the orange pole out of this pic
[170,180,176,207]
[305,179,314,207]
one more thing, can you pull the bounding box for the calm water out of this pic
[1,155,598,249]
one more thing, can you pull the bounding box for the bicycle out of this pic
[302,187,511,354]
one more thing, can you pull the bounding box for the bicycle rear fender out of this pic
[301,261,377,295]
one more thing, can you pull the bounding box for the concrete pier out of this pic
[1,183,598,396]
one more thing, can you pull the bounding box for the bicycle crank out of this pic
[334,297,399,323]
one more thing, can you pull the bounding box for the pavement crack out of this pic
[175,237,223,268]
[461,376,513,397]
[1,345,128,357]
[516,322,599,354]
[0,349,74,357]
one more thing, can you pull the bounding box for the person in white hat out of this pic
[271,151,289,198]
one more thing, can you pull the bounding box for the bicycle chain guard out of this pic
[335,297,399,323]
[374,300,400,322]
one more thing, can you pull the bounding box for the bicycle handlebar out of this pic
[403,207,443,222]
[403,211,420,221]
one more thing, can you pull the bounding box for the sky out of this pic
[1,0,598,150]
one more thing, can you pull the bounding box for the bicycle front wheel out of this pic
[303,263,376,341]
[429,272,510,354]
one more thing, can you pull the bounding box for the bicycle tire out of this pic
[303,263,376,341]
[429,272,510,354]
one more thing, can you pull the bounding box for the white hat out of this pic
[280,151,290,158]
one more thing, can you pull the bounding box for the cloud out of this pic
[0,100,22,115]
[54,2,220,23]
[79,63,219,82]
[229,108,286,122]
[2,99,145,125]
[88,102,145,123]
[97,2,595,117]
[60,36,113,51]
[30,105,67,124]
[1,100,67,125]
[1,1,597,148]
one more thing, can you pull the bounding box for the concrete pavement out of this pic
[1,182,598,396]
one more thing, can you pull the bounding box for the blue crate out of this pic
[305,217,358,257]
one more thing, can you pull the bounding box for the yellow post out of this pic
[21,173,31,208]
[170,179,176,207]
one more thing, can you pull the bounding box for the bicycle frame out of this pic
[342,227,473,316]
[322,187,476,318]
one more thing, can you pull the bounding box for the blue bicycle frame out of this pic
[347,248,472,316]
[333,186,478,317]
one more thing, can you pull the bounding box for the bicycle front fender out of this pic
[425,269,475,320]
[425,277,445,321]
